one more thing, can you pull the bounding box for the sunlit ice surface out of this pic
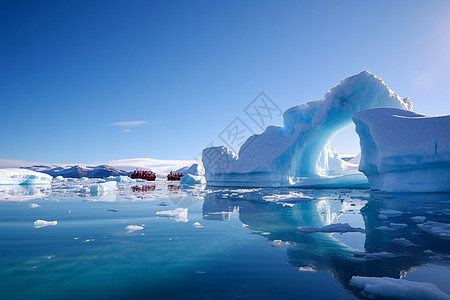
[0,179,449,300]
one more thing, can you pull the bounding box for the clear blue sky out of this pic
[1,0,449,164]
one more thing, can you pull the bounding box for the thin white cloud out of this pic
[109,120,148,127]
[122,129,131,133]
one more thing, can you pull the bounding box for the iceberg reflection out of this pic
[203,189,450,296]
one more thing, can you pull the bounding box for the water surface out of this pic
[0,180,449,299]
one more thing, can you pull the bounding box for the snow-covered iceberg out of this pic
[202,71,412,187]
[180,174,206,185]
[0,168,52,185]
[89,181,117,196]
[175,163,205,176]
[353,107,450,192]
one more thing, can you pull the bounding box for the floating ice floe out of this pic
[270,240,291,247]
[297,223,365,234]
[375,223,408,231]
[298,267,316,272]
[34,219,57,228]
[417,221,450,240]
[411,216,426,223]
[349,276,450,300]
[392,238,420,247]
[0,168,52,185]
[29,203,40,208]
[192,222,203,228]
[378,209,403,220]
[353,107,450,192]
[155,208,189,223]
[125,225,144,233]
[203,71,412,188]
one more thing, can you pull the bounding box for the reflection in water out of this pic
[0,185,51,202]
[131,185,156,192]
[203,189,450,297]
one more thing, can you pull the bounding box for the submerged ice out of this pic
[203,71,412,187]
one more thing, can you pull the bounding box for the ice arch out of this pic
[202,71,413,187]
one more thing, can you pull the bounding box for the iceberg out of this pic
[203,71,412,187]
[106,175,135,183]
[353,107,450,192]
[0,168,52,185]
[89,181,117,196]
[180,174,206,185]
[175,163,205,176]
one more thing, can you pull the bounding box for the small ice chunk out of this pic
[376,223,408,231]
[29,203,40,208]
[298,267,316,272]
[34,219,57,228]
[298,223,365,234]
[417,221,450,240]
[192,222,203,228]
[392,238,419,247]
[379,209,403,217]
[411,216,426,223]
[155,208,189,223]
[390,223,408,229]
[270,240,291,247]
[349,276,450,300]
[378,214,388,220]
[125,225,144,233]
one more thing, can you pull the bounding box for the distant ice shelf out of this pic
[202,71,412,188]
[0,168,52,185]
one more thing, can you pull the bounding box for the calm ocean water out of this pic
[0,180,449,300]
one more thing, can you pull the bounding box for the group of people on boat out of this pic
[130,170,184,181]
[167,171,183,181]
[131,170,156,181]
